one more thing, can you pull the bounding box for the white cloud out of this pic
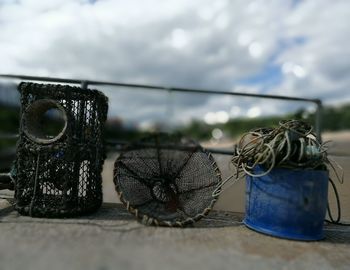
[170,28,189,49]
[247,106,261,118]
[248,42,263,58]
[0,0,349,127]
[273,0,350,104]
[0,0,288,81]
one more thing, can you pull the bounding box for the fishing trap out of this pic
[15,82,108,217]
[113,134,222,226]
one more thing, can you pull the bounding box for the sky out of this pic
[0,0,349,127]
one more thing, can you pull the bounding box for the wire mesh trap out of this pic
[113,134,222,227]
[15,82,108,217]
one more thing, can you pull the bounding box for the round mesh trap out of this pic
[113,134,222,227]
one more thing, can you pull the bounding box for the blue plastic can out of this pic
[244,166,329,241]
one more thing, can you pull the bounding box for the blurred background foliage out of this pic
[1,102,350,149]
[1,100,350,173]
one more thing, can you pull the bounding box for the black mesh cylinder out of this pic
[15,82,108,217]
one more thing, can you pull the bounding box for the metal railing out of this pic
[0,74,323,141]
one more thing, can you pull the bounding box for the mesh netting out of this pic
[15,82,108,217]
[113,134,222,226]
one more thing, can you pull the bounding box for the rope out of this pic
[231,120,329,177]
[212,174,245,197]
[325,177,350,226]
[212,120,327,195]
[326,177,341,224]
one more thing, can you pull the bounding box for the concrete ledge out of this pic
[0,201,350,270]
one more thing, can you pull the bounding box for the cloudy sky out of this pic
[0,0,349,127]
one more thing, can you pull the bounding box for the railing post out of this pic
[81,81,88,90]
[166,88,173,131]
[315,99,323,142]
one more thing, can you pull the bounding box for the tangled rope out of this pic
[231,119,336,178]
[213,120,330,196]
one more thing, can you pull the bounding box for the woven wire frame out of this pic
[15,82,108,217]
[113,134,222,227]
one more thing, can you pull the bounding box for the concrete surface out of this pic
[1,200,350,270]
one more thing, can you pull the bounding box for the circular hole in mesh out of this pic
[114,134,222,226]
[23,99,67,144]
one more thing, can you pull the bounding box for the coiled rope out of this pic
[231,119,332,177]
